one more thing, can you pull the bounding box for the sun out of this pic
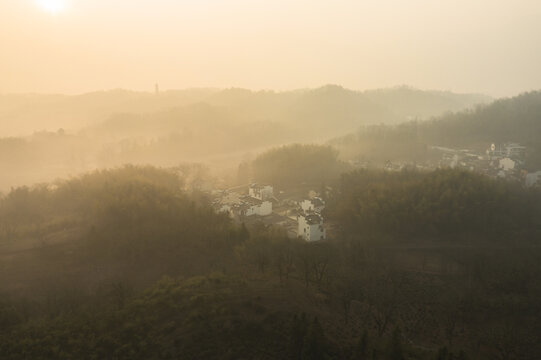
[36,0,67,15]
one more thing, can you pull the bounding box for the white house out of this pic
[499,157,516,171]
[218,204,231,214]
[300,197,325,214]
[249,184,274,201]
[214,191,272,218]
[526,171,541,187]
[297,213,326,242]
[235,196,272,217]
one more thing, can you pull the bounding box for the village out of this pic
[372,142,541,188]
[205,142,541,244]
[431,142,539,183]
[212,183,328,242]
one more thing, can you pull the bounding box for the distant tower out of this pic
[155,83,160,95]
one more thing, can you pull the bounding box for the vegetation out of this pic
[250,144,350,187]
[1,166,540,358]
[328,168,540,240]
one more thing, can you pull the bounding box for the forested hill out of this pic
[417,90,541,148]
[327,168,541,241]
[332,90,541,168]
[84,86,492,144]
[363,86,491,121]
[1,166,541,358]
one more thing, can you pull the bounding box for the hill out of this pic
[363,86,491,121]
[418,90,541,149]
[332,90,541,169]
[1,166,540,359]
[248,144,350,187]
[0,86,492,190]
[0,86,491,138]
[327,168,541,241]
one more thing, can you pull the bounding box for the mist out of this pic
[2,0,541,96]
[1,1,541,359]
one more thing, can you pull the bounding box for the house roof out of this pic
[240,195,264,206]
[311,197,325,207]
[303,214,323,225]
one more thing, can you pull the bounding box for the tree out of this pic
[353,330,369,359]
[388,327,404,360]
[301,317,327,360]
[289,313,309,359]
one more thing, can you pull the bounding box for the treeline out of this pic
[245,144,350,187]
[330,122,430,163]
[327,168,541,241]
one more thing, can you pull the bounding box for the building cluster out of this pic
[213,184,328,242]
[215,184,274,218]
[432,142,540,187]
[351,142,541,188]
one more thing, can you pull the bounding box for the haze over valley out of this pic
[1,1,541,359]
[0,85,492,191]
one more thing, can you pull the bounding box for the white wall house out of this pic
[300,197,325,214]
[499,157,516,171]
[215,191,272,218]
[526,171,541,187]
[218,204,231,214]
[232,196,272,217]
[249,184,274,201]
[297,213,326,242]
[243,200,273,217]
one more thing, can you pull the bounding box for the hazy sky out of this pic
[1,0,540,97]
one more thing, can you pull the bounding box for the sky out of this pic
[1,0,541,97]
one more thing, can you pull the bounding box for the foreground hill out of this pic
[1,166,540,359]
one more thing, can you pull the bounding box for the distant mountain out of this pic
[0,89,219,136]
[363,85,492,120]
[0,85,492,138]
[0,86,495,189]
[201,85,492,138]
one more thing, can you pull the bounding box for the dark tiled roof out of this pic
[304,214,323,225]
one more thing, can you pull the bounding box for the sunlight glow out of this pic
[36,0,67,15]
